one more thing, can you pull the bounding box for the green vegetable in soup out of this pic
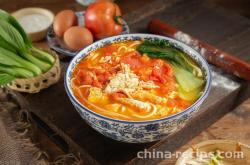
[137,40,205,93]
[178,86,203,101]
[137,40,203,77]
[173,63,204,92]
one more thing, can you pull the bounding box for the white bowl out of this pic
[176,140,250,165]
[12,7,54,42]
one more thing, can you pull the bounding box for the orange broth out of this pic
[71,41,194,121]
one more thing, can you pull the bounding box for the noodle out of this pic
[117,46,128,56]
[71,40,200,121]
[81,94,131,120]
[79,85,91,88]
[128,41,141,48]
[132,104,157,119]
[86,52,99,61]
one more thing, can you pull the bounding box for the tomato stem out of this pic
[114,16,124,25]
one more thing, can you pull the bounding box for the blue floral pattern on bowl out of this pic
[47,12,130,57]
[64,34,212,143]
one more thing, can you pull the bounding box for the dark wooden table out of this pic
[1,0,250,164]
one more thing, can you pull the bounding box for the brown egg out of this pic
[63,26,93,51]
[53,10,77,37]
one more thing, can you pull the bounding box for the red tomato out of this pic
[97,72,111,85]
[92,80,102,88]
[76,70,93,85]
[85,1,123,39]
[110,92,127,100]
[149,59,173,83]
[120,52,143,69]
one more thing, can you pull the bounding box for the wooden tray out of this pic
[12,0,250,164]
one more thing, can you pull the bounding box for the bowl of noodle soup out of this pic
[65,34,211,143]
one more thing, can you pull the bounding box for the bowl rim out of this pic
[65,33,212,124]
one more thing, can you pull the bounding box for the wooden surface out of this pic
[1,0,250,164]
[160,98,250,164]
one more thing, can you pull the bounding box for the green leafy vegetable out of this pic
[0,64,34,78]
[31,47,55,64]
[0,47,42,75]
[0,9,32,48]
[20,51,51,72]
[0,35,18,53]
[0,9,56,86]
[137,40,203,77]
[137,40,204,93]
[173,64,204,92]
[0,20,26,51]
[0,19,51,72]
[0,73,15,86]
[178,86,202,101]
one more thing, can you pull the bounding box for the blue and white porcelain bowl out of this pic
[65,34,212,143]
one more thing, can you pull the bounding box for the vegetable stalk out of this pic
[137,40,204,93]
[0,10,57,85]
[0,47,42,75]
[0,64,34,78]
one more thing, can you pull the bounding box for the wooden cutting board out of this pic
[9,0,250,164]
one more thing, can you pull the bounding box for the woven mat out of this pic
[0,88,49,165]
[0,88,82,165]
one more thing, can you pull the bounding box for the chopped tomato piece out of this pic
[110,92,127,101]
[120,51,143,68]
[152,60,172,75]
[149,59,174,83]
[159,83,176,94]
[92,80,102,88]
[97,72,111,85]
[152,65,162,78]
[93,68,105,75]
[108,66,120,74]
[76,70,93,85]
[150,59,164,67]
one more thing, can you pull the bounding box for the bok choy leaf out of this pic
[137,40,205,92]
[0,64,34,78]
[0,20,26,52]
[172,63,204,92]
[0,9,32,49]
[0,47,42,75]
[0,73,15,86]
[31,47,55,64]
[0,20,51,72]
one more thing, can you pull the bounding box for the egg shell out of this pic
[53,10,77,37]
[63,26,94,51]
